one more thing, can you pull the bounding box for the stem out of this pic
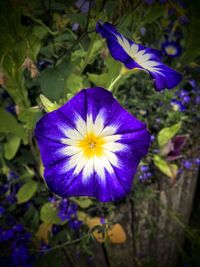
[80,33,97,72]
[32,230,92,253]
[108,73,123,92]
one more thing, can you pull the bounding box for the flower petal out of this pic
[35,87,150,202]
[96,21,182,91]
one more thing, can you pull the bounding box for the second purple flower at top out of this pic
[96,21,182,91]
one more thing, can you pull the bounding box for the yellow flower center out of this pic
[165,46,177,55]
[78,132,105,159]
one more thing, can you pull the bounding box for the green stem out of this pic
[80,33,97,73]
[108,73,123,92]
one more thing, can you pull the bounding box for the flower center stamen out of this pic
[78,133,105,159]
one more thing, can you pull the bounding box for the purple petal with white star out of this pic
[96,21,182,91]
[35,87,150,202]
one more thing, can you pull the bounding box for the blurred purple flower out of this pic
[183,160,192,169]
[170,99,186,112]
[162,40,181,57]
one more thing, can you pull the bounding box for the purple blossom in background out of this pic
[96,22,182,91]
[183,160,192,169]
[162,40,181,57]
[58,199,82,230]
[35,87,150,202]
[139,165,152,181]
[170,99,186,112]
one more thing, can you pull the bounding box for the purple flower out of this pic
[96,22,182,91]
[0,228,14,242]
[68,219,82,230]
[170,99,186,111]
[162,41,181,57]
[35,87,150,202]
[183,160,192,169]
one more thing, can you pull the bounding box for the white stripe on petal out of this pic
[100,125,119,137]
[102,134,121,143]
[75,114,87,136]
[73,153,89,175]
[60,138,80,146]
[58,146,82,156]
[66,152,84,171]
[82,158,94,179]
[93,109,105,135]
[103,142,127,152]
[130,44,139,57]
[116,35,131,54]
[103,150,119,167]
[94,156,105,180]
[86,114,94,133]
[61,126,83,140]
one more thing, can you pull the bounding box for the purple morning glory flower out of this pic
[96,22,182,91]
[162,41,181,57]
[35,87,150,202]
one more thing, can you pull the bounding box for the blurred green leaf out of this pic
[38,68,66,101]
[18,107,42,130]
[72,197,93,208]
[40,203,66,225]
[142,4,163,24]
[0,108,25,138]
[66,73,83,93]
[87,73,108,87]
[4,134,21,160]
[17,180,38,204]
[157,122,181,147]
[153,155,178,179]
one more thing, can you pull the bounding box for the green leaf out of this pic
[72,197,93,209]
[153,155,178,179]
[87,73,108,87]
[40,95,59,112]
[38,68,66,101]
[4,134,21,160]
[66,73,83,93]
[0,108,25,138]
[143,4,163,24]
[157,122,181,147]
[40,203,66,225]
[18,107,42,130]
[17,180,38,204]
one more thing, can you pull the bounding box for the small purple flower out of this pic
[170,99,186,112]
[140,165,149,172]
[0,228,14,242]
[194,158,200,165]
[183,160,192,169]
[35,87,150,202]
[68,219,82,230]
[96,22,182,91]
[182,95,190,104]
[162,40,181,57]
